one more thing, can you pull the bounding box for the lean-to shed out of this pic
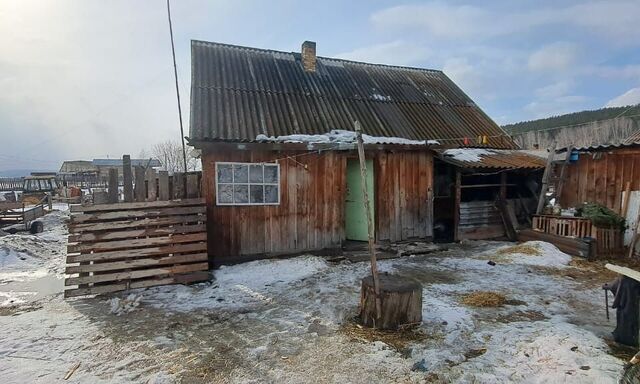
[187,40,518,265]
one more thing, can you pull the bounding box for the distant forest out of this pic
[502,104,640,134]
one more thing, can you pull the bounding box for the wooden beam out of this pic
[134,166,146,202]
[621,181,631,216]
[69,198,204,213]
[146,168,157,201]
[65,253,208,274]
[606,263,640,283]
[454,169,461,242]
[186,173,199,198]
[173,172,185,199]
[536,144,556,214]
[107,168,118,204]
[158,171,170,201]
[122,155,134,202]
[66,242,207,263]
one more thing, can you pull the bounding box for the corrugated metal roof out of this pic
[436,148,547,169]
[624,129,640,144]
[189,40,516,149]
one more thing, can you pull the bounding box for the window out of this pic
[215,162,280,205]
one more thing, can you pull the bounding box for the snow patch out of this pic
[256,129,439,146]
[494,241,572,267]
[443,148,494,162]
[109,293,143,315]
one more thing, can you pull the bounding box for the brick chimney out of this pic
[301,41,316,72]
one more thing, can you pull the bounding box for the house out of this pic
[59,159,162,178]
[556,139,640,213]
[187,40,542,265]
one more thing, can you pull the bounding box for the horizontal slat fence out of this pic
[65,198,209,297]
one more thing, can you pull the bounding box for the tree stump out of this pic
[359,274,422,330]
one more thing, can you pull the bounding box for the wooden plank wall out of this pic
[376,151,433,242]
[65,199,209,297]
[202,149,346,264]
[559,148,640,212]
[202,147,435,263]
[457,200,504,240]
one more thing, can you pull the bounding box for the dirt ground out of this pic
[0,208,632,383]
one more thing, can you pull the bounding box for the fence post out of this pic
[186,173,199,198]
[158,171,170,201]
[146,168,157,201]
[107,168,119,204]
[134,166,146,202]
[173,172,185,199]
[122,155,134,202]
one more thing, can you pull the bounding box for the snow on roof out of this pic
[256,130,439,146]
[442,148,493,163]
[440,148,547,169]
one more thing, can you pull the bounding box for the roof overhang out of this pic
[436,148,547,170]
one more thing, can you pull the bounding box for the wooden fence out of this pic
[532,214,624,258]
[64,198,209,297]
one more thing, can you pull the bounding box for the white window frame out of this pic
[215,161,281,206]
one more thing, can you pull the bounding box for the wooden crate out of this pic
[65,198,209,297]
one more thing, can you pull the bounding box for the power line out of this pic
[166,0,188,173]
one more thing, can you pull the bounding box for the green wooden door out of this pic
[345,158,374,241]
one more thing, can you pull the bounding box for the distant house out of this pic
[59,159,162,178]
[187,40,543,265]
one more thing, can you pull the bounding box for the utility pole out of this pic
[166,0,188,173]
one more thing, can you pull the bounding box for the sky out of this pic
[1,0,640,172]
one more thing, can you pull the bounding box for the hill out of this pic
[502,104,640,134]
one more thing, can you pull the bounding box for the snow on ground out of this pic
[0,213,630,383]
[256,129,439,146]
[0,209,68,283]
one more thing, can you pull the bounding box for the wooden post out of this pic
[158,171,170,201]
[146,168,157,201]
[133,166,146,202]
[621,181,632,217]
[173,172,185,199]
[107,168,118,204]
[354,121,381,320]
[453,169,461,242]
[537,142,557,214]
[186,173,199,198]
[122,155,134,203]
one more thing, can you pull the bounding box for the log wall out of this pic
[559,147,640,212]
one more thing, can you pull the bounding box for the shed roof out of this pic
[189,40,516,149]
[437,148,546,170]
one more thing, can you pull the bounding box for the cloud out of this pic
[524,95,589,119]
[605,87,640,107]
[528,42,580,72]
[371,1,640,42]
[333,40,430,66]
[534,81,574,99]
